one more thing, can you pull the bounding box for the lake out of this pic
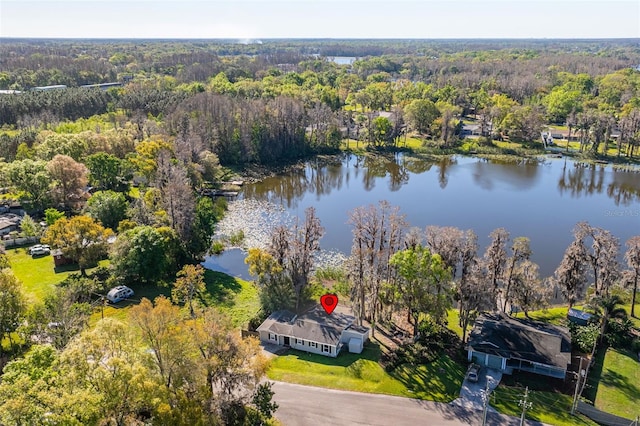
[203,153,640,281]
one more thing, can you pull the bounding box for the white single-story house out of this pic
[256,305,370,358]
[467,313,571,379]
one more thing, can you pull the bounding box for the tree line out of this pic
[2,40,640,166]
[248,202,640,345]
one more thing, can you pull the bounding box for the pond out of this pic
[204,153,640,281]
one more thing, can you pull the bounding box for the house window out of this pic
[309,342,317,348]
[268,333,277,342]
[296,338,304,346]
[322,344,330,353]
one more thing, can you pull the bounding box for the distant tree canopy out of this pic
[1,39,640,164]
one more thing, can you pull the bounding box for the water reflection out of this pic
[471,158,542,191]
[557,161,640,206]
[207,154,640,279]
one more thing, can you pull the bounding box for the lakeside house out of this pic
[256,305,370,358]
[467,313,571,379]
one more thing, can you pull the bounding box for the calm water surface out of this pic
[204,154,640,280]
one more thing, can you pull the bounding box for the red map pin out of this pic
[320,294,338,315]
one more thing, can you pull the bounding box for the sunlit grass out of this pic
[6,246,108,303]
[594,348,640,419]
[267,342,465,402]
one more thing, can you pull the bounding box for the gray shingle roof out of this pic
[467,313,571,369]
[257,305,360,346]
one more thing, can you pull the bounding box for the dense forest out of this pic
[2,39,640,165]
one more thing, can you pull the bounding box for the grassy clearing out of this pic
[594,348,640,419]
[7,245,259,328]
[6,247,108,303]
[89,270,260,327]
[267,341,465,402]
[492,386,597,426]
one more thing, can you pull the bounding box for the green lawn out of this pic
[89,270,260,327]
[267,342,465,402]
[594,348,640,419]
[492,386,597,426]
[511,306,572,326]
[6,247,108,303]
[6,245,259,328]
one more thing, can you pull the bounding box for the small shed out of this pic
[52,249,72,267]
[341,324,370,354]
[567,308,593,326]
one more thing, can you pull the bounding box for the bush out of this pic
[229,230,245,246]
[604,318,633,349]
[210,240,225,255]
[569,322,599,353]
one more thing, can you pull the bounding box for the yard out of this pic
[5,246,108,302]
[593,348,640,419]
[6,245,259,328]
[267,341,465,402]
[89,270,260,327]
[491,385,597,426]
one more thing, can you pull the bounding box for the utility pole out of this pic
[519,386,532,426]
[571,357,585,415]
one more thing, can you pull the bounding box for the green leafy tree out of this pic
[41,215,113,275]
[44,208,65,226]
[19,214,40,237]
[390,245,453,337]
[110,225,178,286]
[86,152,130,192]
[0,269,26,354]
[405,98,440,134]
[543,87,582,123]
[1,159,51,210]
[24,285,93,349]
[61,318,161,425]
[85,190,128,230]
[371,116,393,147]
[246,247,296,313]
[171,264,206,317]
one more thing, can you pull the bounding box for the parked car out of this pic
[106,285,134,303]
[29,244,51,256]
[466,363,480,383]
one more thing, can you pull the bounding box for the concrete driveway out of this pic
[451,367,502,411]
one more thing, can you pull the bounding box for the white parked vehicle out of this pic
[106,285,134,303]
[29,244,51,256]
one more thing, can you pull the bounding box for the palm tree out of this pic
[586,294,628,344]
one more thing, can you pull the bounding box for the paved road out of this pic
[271,381,531,426]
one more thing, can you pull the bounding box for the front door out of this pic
[283,336,290,346]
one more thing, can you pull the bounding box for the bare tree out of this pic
[288,207,324,312]
[425,226,464,277]
[553,227,589,308]
[265,208,324,313]
[576,222,620,296]
[483,228,509,310]
[624,236,640,317]
[502,237,532,312]
[154,152,196,247]
[513,261,550,318]
[457,262,493,343]
[47,154,89,210]
[346,201,406,333]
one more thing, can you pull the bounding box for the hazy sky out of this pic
[1,0,639,39]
